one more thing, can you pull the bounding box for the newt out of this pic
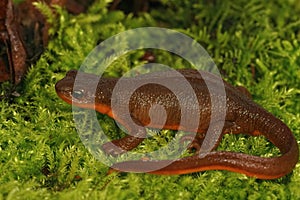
[55,69,299,179]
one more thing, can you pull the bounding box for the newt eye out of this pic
[72,89,85,99]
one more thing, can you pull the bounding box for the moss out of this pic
[1,0,300,199]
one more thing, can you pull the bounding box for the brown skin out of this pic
[55,69,299,179]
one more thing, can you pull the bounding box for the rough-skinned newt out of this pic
[55,69,299,179]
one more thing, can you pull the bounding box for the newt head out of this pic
[55,70,115,114]
[55,70,99,108]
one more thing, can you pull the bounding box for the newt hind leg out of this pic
[180,133,205,154]
[180,121,242,154]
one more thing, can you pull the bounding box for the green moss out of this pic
[1,0,300,199]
